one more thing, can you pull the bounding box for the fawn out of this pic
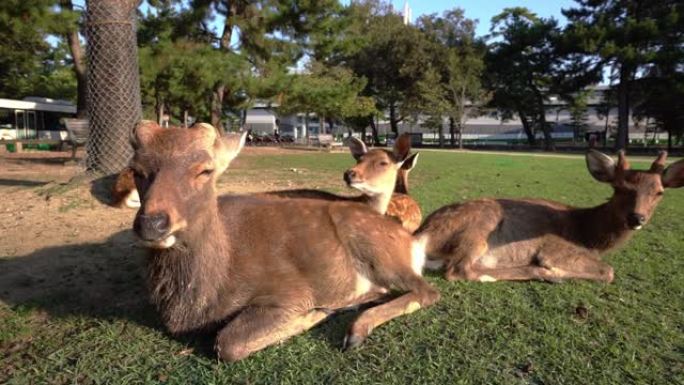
[267,134,422,231]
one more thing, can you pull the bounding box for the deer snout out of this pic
[627,213,646,230]
[134,212,171,241]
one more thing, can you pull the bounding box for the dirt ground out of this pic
[0,147,327,307]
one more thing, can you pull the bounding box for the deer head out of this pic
[129,121,246,248]
[586,150,684,230]
[343,135,419,197]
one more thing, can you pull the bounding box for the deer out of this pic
[111,167,140,208]
[128,121,439,362]
[266,134,423,232]
[415,150,684,283]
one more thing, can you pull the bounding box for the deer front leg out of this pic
[215,306,329,362]
[343,275,439,350]
[536,241,614,283]
[443,238,489,281]
[466,265,559,282]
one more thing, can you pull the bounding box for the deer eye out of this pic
[197,169,214,178]
[378,161,390,167]
[132,169,151,181]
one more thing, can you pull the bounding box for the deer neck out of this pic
[363,190,393,215]
[574,196,633,253]
[147,197,230,332]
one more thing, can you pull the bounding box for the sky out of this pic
[73,0,578,37]
[360,0,577,37]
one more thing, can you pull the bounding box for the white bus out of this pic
[0,97,77,141]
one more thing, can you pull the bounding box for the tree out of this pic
[54,0,87,117]
[562,0,682,150]
[486,7,560,150]
[342,7,435,137]
[186,0,341,128]
[418,8,487,148]
[566,88,591,143]
[277,62,376,136]
[0,0,54,98]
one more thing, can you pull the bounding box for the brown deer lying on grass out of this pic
[267,134,423,232]
[416,150,684,283]
[129,121,439,362]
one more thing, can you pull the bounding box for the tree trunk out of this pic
[389,103,399,137]
[183,109,188,128]
[519,111,536,146]
[156,100,164,126]
[210,2,240,130]
[438,120,444,148]
[448,117,456,147]
[603,109,610,148]
[211,85,224,128]
[538,111,555,151]
[369,117,380,145]
[61,0,87,118]
[85,0,141,174]
[616,64,632,151]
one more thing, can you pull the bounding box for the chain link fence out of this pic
[85,0,142,175]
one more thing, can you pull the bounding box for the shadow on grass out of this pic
[0,228,369,359]
[0,230,156,328]
[0,178,49,187]
[2,155,81,166]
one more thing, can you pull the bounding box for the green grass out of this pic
[2,150,683,384]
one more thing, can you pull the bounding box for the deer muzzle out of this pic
[134,212,176,248]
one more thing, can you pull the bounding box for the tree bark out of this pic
[389,103,400,137]
[369,116,380,145]
[448,117,456,147]
[538,111,555,151]
[60,0,87,118]
[156,99,164,126]
[603,109,610,148]
[519,111,536,146]
[615,64,632,151]
[211,2,241,129]
[438,120,444,148]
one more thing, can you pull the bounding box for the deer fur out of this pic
[129,121,439,362]
[416,150,684,283]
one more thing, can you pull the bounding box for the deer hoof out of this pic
[342,333,366,351]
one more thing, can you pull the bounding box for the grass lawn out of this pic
[1,150,683,384]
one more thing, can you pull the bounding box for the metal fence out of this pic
[85,0,142,175]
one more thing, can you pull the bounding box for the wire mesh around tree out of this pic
[85,0,142,176]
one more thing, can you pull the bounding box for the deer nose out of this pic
[134,212,171,240]
[344,169,358,185]
[627,213,646,229]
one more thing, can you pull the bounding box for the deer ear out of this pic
[215,131,247,174]
[400,152,419,171]
[191,122,218,144]
[586,150,616,183]
[650,151,668,173]
[132,120,162,148]
[662,159,684,188]
[346,137,368,160]
[393,133,411,160]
